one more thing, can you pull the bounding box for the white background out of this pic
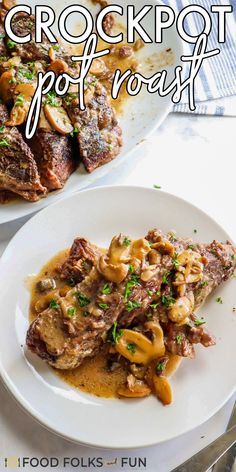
[0,112,236,471]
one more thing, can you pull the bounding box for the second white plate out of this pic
[0,186,235,448]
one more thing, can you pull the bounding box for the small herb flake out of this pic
[176,335,183,344]
[15,94,24,107]
[0,138,10,147]
[101,283,111,295]
[195,318,206,326]
[153,184,161,189]
[150,303,159,310]
[162,295,176,307]
[74,292,90,307]
[156,361,165,373]
[7,39,16,49]
[49,299,59,309]
[126,300,141,312]
[127,343,136,354]
[67,307,76,317]
[109,321,123,344]
[123,237,131,247]
[98,303,109,311]
[216,297,223,304]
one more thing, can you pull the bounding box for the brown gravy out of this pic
[29,248,129,398]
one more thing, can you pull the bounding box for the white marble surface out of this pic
[0,112,236,472]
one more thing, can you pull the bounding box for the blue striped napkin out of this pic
[163,0,236,115]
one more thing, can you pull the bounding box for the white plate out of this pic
[0,186,236,448]
[0,0,183,224]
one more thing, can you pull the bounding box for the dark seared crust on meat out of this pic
[64,81,122,172]
[0,104,46,201]
[27,129,76,190]
[9,13,51,62]
[59,238,100,283]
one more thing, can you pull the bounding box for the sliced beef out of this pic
[64,80,122,172]
[0,104,45,201]
[8,13,51,62]
[0,22,6,56]
[27,269,124,369]
[58,238,100,284]
[27,129,76,190]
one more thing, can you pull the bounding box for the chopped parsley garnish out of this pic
[153,184,161,189]
[98,303,109,311]
[127,343,136,354]
[74,292,90,307]
[52,44,60,50]
[0,33,5,39]
[49,299,59,309]
[147,290,154,296]
[109,321,123,344]
[91,79,98,87]
[67,307,76,317]
[27,21,33,29]
[0,138,10,147]
[156,361,165,373]
[195,318,206,326]
[216,297,223,304]
[9,77,17,84]
[45,91,60,107]
[176,335,183,344]
[6,39,16,49]
[108,143,113,151]
[172,252,180,269]
[162,271,170,285]
[15,95,24,107]
[201,281,208,287]
[231,255,236,261]
[70,126,79,137]
[188,245,195,251]
[0,125,5,133]
[124,274,140,300]
[150,303,159,310]
[126,300,141,312]
[18,67,36,81]
[162,295,176,307]
[129,264,135,273]
[101,283,111,295]
[123,237,131,247]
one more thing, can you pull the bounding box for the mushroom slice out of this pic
[153,375,172,405]
[168,294,194,324]
[165,354,182,378]
[131,238,151,262]
[152,239,175,256]
[118,374,151,398]
[108,235,131,265]
[90,58,108,76]
[2,56,21,69]
[145,321,165,358]
[49,59,69,74]
[6,83,36,126]
[98,235,131,283]
[44,104,73,135]
[115,329,154,364]
[98,255,128,283]
[0,70,15,103]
